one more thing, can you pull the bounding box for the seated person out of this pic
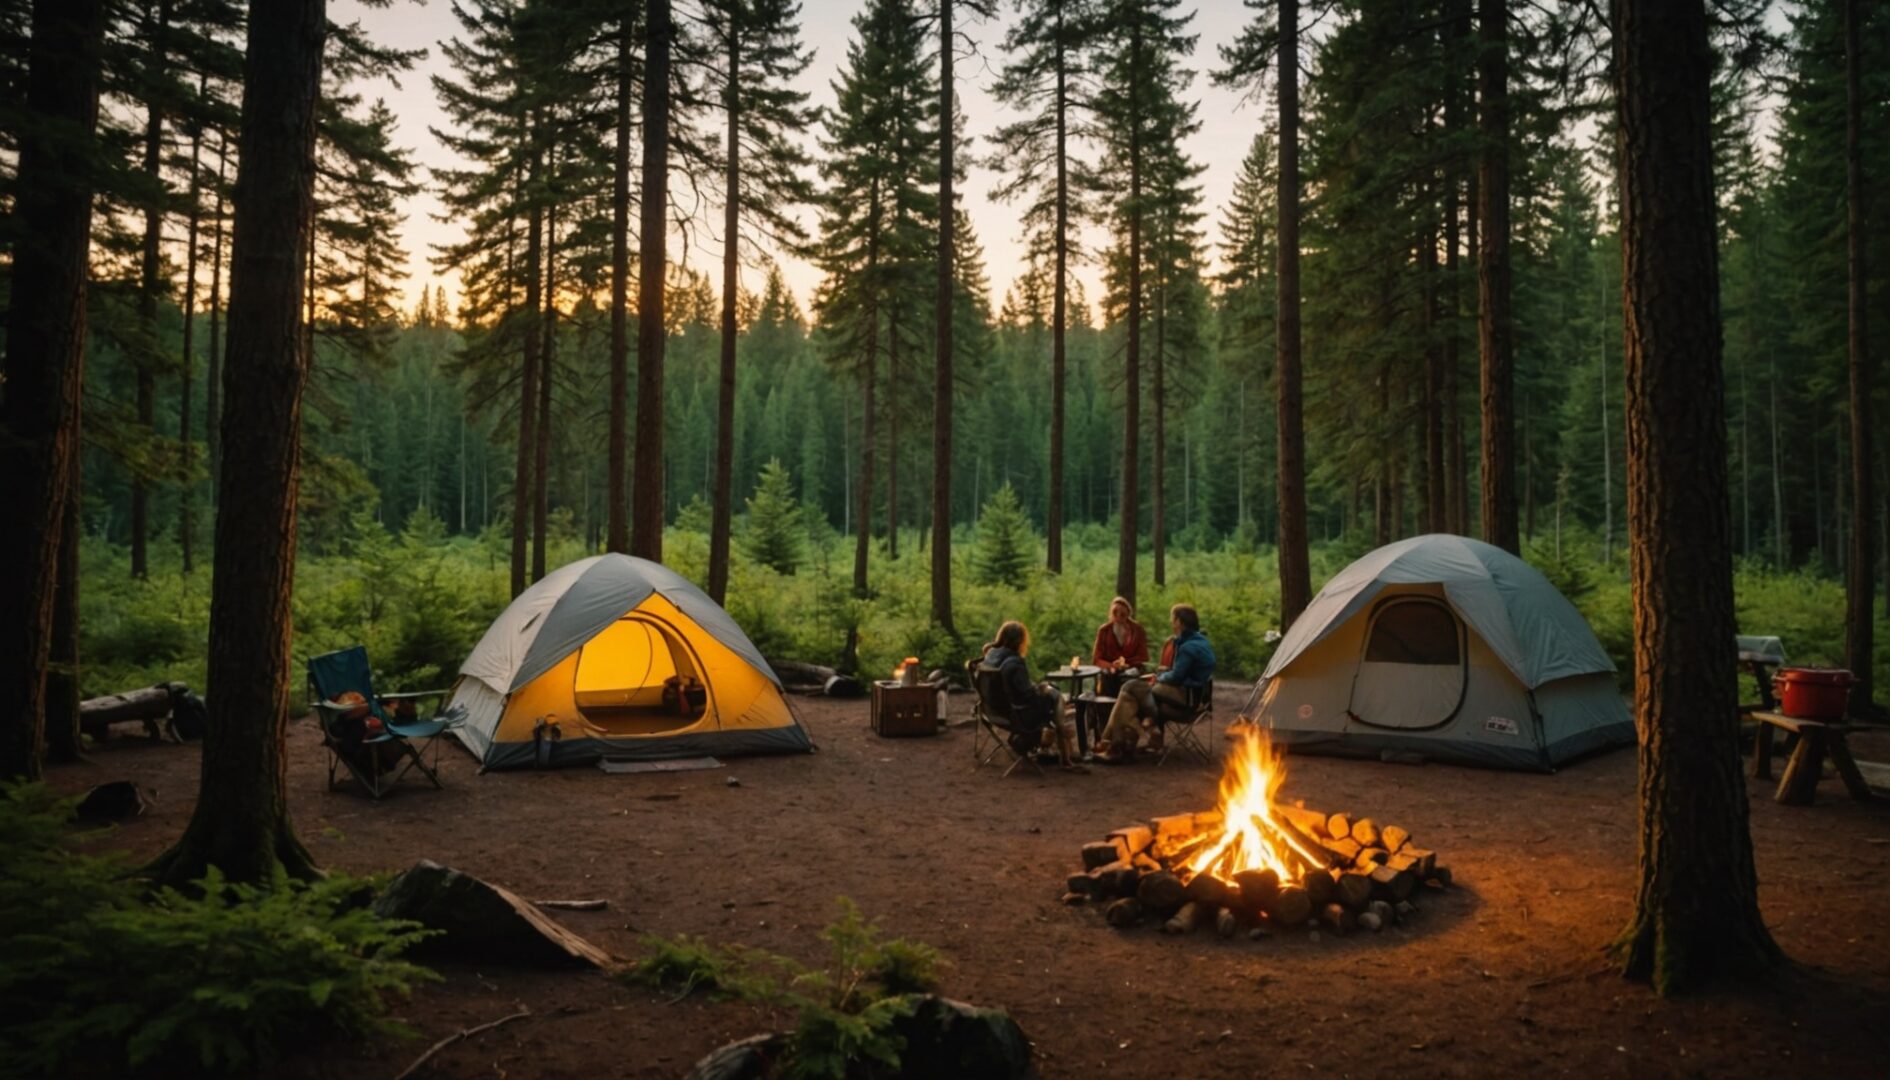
[1096,604,1215,759]
[981,620,1082,768]
[1090,596,1149,695]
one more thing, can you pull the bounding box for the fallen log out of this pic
[79,683,182,740]
[533,898,609,911]
[374,861,613,969]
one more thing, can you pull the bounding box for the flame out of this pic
[1182,728,1326,884]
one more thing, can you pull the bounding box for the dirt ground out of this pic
[52,688,1890,1079]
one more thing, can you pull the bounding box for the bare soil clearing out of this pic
[54,689,1890,1078]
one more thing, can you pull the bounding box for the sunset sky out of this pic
[335,0,1277,320]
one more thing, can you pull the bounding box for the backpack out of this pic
[170,689,208,741]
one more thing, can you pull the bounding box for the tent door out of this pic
[1346,596,1467,731]
[572,614,716,733]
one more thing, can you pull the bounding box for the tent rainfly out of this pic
[1249,534,1633,771]
[444,554,811,770]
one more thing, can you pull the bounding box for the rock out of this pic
[373,860,613,968]
[1104,897,1144,928]
[1395,900,1419,920]
[877,995,1033,1080]
[1359,911,1384,932]
[1367,900,1395,926]
[684,1033,788,1080]
[726,777,742,788]
[73,781,148,822]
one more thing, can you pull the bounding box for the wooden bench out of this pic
[1749,711,1874,806]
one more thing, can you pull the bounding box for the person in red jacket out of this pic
[1090,596,1149,677]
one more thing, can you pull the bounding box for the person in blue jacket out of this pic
[1096,603,1215,759]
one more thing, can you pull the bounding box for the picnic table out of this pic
[1045,665,1103,757]
[1749,710,1874,805]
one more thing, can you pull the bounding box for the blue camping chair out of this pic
[306,647,454,798]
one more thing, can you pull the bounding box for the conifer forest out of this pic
[1,0,1888,1074]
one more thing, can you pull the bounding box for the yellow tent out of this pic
[442,555,811,769]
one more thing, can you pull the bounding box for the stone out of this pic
[373,860,613,968]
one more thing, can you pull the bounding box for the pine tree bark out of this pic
[931,0,956,632]
[132,0,173,581]
[179,98,204,575]
[1610,0,1779,993]
[534,202,557,583]
[207,136,227,500]
[150,0,327,887]
[0,0,106,781]
[1843,0,1874,716]
[710,20,741,605]
[1047,2,1069,574]
[1115,19,1143,610]
[1423,217,1444,532]
[1276,0,1311,629]
[511,154,543,599]
[46,442,84,764]
[855,333,878,597]
[1153,269,1167,586]
[633,0,672,562]
[1476,0,1516,553]
[608,17,633,555]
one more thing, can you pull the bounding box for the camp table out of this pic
[1748,710,1874,806]
[1045,664,1103,756]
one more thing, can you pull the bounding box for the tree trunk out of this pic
[207,135,227,504]
[46,438,84,764]
[511,154,543,599]
[534,199,557,583]
[633,0,672,562]
[1275,0,1311,628]
[131,0,172,581]
[1423,220,1444,532]
[150,0,327,887]
[855,334,878,597]
[1048,5,1068,574]
[1153,265,1167,587]
[1477,0,1516,553]
[0,0,105,780]
[608,17,632,554]
[710,25,741,605]
[179,96,204,575]
[887,309,900,560]
[931,0,956,633]
[1843,0,1873,716]
[1610,0,1779,993]
[1116,29,1142,610]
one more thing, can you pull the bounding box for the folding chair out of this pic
[306,647,454,799]
[968,658,1046,778]
[1157,680,1216,766]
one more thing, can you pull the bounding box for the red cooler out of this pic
[1771,667,1854,719]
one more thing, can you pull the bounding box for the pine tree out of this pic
[973,481,1035,587]
[632,0,674,560]
[1090,0,1195,607]
[991,0,1093,574]
[809,0,938,596]
[742,457,804,573]
[698,0,815,603]
[0,0,107,780]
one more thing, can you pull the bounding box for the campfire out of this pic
[1065,729,1451,937]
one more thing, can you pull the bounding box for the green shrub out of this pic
[0,783,438,1075]
[742,459,806,575]
[628,898,945,1080]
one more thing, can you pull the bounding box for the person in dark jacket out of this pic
[980,620,1082,768]
[1096,603,1216,759]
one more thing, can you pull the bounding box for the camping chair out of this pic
[1156,681,1216,766]
[969,658,1046,778]
[306,647,455,799]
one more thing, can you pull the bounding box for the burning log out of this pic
[1301,869,1337,909]
[1107,825,1154,860]
[1184,871,1233,909]
[1163,901,1205,935]
[1325,836,1363,864]
[1232,868,1279,914]
[1276,804,1332,840]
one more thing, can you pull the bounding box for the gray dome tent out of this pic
[1250,534,1633,771]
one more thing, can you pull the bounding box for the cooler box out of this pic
[1772,667,1854,719]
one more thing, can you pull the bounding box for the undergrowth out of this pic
[0,783,438,1075]
[626,898,946,1080]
